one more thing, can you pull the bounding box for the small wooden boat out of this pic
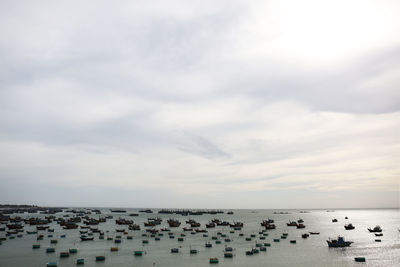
[69,248,78,254]
[290,240,296,244]
[190,249,198,254]
[354,257,366,262]
[59,252,69,258]
[76,259,84,265]
[368,225,382,233]
[302,233,309,238]
[32,244,40,249]
[224,252,233,257]
[375,233,383,237]
[110,247,118,251]
[46,248,55,253]
[171,248,179,253]
[309,232,320,235]
[95,256,105,261]
[296,224,305,229]
[134,251,143,256]
[80,235,94,241]
[344,223,355,230]
[209,257,219,264]
[47,262,57,267]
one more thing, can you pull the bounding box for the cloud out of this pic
[0,0,399,208]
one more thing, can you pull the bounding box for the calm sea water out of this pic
[0,208,399,267]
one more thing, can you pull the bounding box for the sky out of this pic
[0,0,399,209]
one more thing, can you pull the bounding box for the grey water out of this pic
[0,208,399,267]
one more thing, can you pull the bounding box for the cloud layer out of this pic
[0,0,399,208]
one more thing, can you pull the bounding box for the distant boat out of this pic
[332,219,338,223]
[296,223,306,229]
[375,233,383,237]
[95,256,105,261]
[209,257,219,264]
[368,225,382,233]
[134,251,144,256]
[110,209,126,213]
[355,257,366,262]
[309,232,320,235]
[327,236,353,247]
[302,233,309,238]
[139,209,153,213]
[80,235,94,241]
[344,223,355,230]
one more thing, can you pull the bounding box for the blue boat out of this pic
[327,236,353,247]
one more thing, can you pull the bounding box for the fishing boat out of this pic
[69,248,78,253]
[110,247,118,251]
[327,236,353,247]
[332,219,338,222]
[47,262,57,267]
[264,223,276,230]
[302,233,309,238]
[171,248,179,253]
[206,222,216,228]
[296,223,305,229]
[354,257,366,262]
[344,223,355,230]
[76,259,84,265]
[287,221,298,226]
[32,244,40,249]
[134,251,144,256]
[309,232,320,235]
[375,233,383,237]
[368,225,382,233]
[167,219,181,227]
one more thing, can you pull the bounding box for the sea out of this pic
[0,208,399,267]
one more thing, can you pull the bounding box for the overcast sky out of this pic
[0,0,399,209]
